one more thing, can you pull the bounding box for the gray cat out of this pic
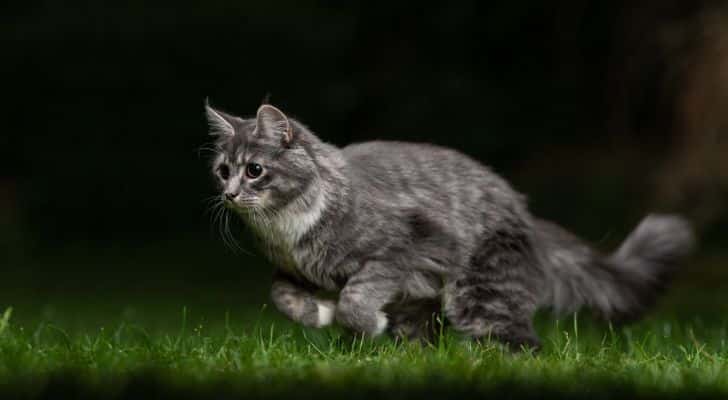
[205,102,695,350]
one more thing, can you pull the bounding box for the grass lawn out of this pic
[2,250,728,399]
[2,304,728,399]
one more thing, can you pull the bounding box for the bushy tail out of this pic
[537,214,696,321]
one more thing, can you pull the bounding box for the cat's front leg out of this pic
[270,270,335,328]
[335,262,400,336]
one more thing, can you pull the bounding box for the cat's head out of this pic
[205,102,317,213]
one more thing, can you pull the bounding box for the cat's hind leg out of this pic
[443,223,544,350]
[443,272,540,350]
[385,299,442,342]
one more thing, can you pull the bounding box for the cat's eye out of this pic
[245,163,263,179]
[218,164,230,180]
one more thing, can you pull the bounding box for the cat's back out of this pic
[342,140,478,178]
[339,140,529,266]
[340,140,509,202]
[343,140,443,159]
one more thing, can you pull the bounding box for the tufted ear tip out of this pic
[205,100,236,137]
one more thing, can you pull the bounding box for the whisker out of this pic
[223,210,237,253]
[226,211,252,256]
[203,198,255,257]
[197,142,221,158]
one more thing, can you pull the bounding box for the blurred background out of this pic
[2,1,727,330]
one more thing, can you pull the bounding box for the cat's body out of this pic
[206,103,695,349]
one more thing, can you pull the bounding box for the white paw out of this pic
[372,311,388,336]
[316,300,335,327]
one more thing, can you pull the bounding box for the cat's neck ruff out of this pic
[273,186,328,247]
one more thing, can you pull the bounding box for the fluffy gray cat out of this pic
[205,102,695,350]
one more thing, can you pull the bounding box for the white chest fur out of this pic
[251,191,328,275]
[273,191,328,247]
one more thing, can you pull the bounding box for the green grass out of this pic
[1,301,728,400]
[2,249,728,399]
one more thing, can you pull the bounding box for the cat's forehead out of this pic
[216,119,280,162]
[218,132,245,156]
[215,119,252,156]
[232,118,257,143]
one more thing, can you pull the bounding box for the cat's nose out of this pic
[225,192,238,201]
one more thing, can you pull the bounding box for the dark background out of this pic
[2,1,727,321]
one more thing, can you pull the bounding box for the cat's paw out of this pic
[372,311,388,336]
[315,300,336,327]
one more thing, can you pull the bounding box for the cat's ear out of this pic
[255,104,293,144]
[205,100,236,137]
